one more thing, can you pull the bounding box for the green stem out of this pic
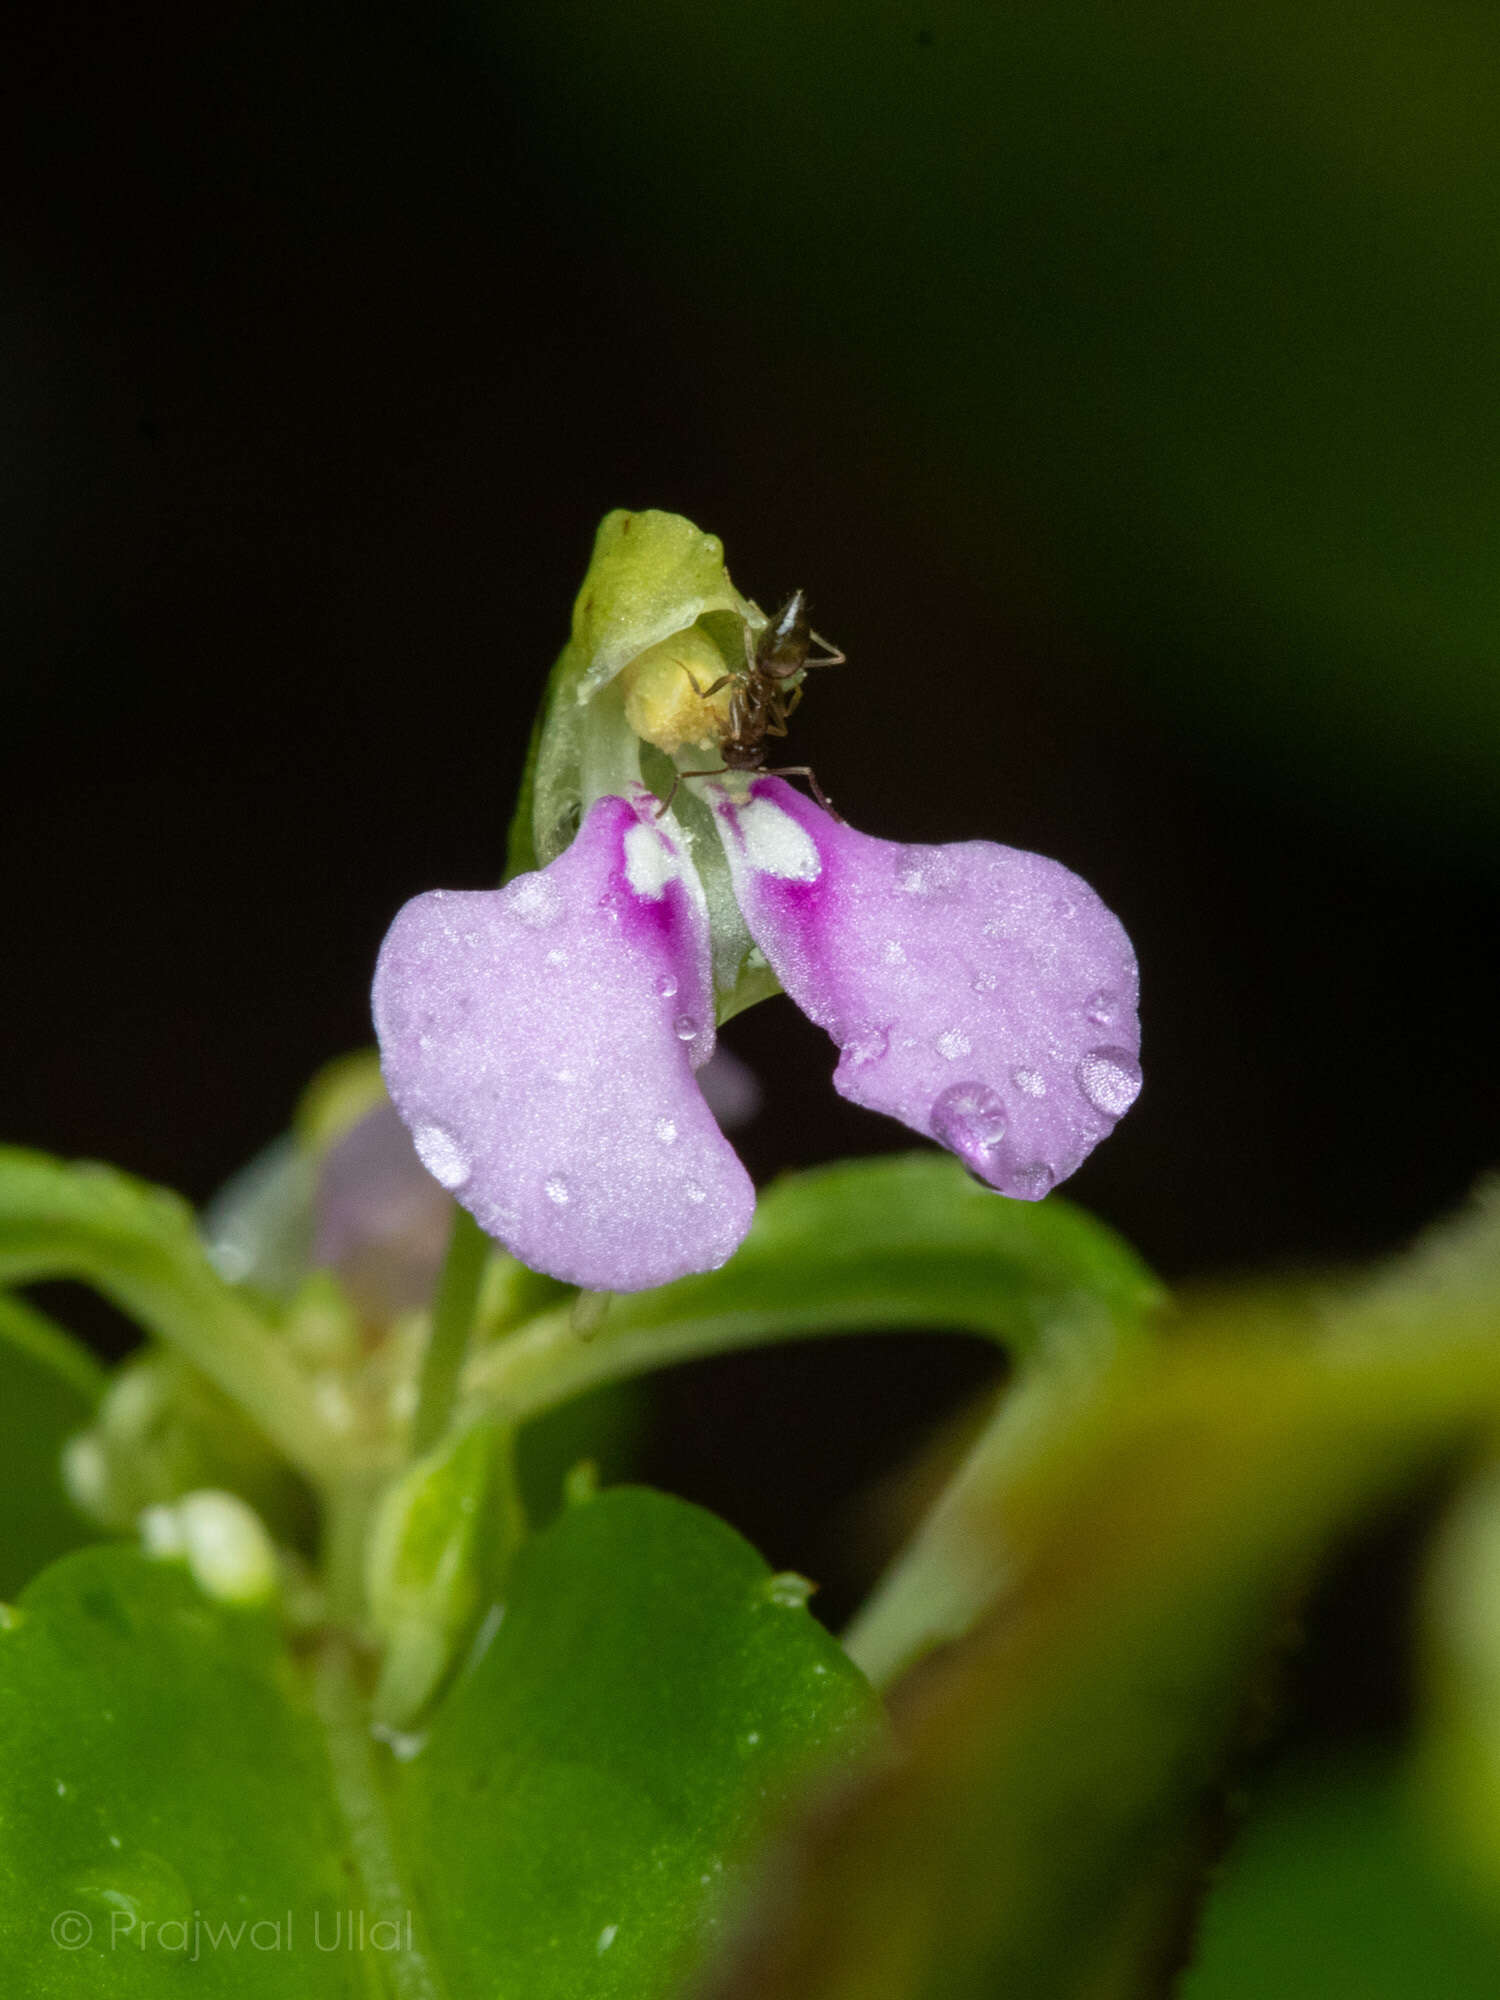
[312,1637,451,2000]
[410,1209,489,1458]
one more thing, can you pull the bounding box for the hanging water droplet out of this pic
[931,1081,1008,1163]
[655,1117,678,1146]
[971,971,998,994]
[656,972,679,999]
[1012,1067,1047,1097]
[673,1013,699,1041]
[1077,1046,1142,1117]
[935,1028,973,1062]
[684,1181,708,1204]
[1085,988,1115,1026]
[1010,1162,1054,1199]
[413,1124,471,1191]
[544,1175,572,1206]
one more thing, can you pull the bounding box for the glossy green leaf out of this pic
[0,1295,103,1598]
[0,1548,362,1996]
[697,1196,1500,2000]
[0,1149,333,1482]
[397,1485,881,2000]
[0,1490,878,1997]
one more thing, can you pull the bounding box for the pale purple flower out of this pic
[373,777,1140,1292]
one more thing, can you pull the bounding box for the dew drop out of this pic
[684,1181,708,1204]
[545,1175,572,1206]
[1077,1046,1142,1118]
[655,1117,678,1146]
[895,845,960,896]
[936,1028,973,1062]
[597,1923,619,1954]
[763,1572,814,1609]
[931,1081,1008,1162]
[413,1124,471,1191]
[1085,988,1116,1027]
[882,939,907,966]
[506,874,563,928]
[1012,1067,1047,1098]
[674,1013,699,1042]
[1010,1162,1054,1199]
[971,971,998,994]
[656,973,679,999]
[844,1025,889,1068]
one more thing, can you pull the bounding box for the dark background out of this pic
[4,2,1499,1609]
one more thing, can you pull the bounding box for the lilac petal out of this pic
[715,778,1141,1199]
[312,1099,454,1315]
[372,794,754,1290]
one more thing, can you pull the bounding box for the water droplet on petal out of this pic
[971,971,998,994]
[506,874,563,928]
[655,1117,677,1145]
[1010,1162,1054,1199]
[1012,1067,1047,1097]
[684,1181,708,1204]
[844,1025,890,1067]
[1077,1046,1142,1117]
[1085,988,1116,1026]
[673,1013,699,1042]
[882,939,907,966]
[545,1175,572,1206]
[413,1124,471,1191]
[656,973,679,999]
[932,1081,1009,1164]
[895,845,960,896]
[936,1028,973,1062]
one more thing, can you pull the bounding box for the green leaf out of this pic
[695,1201,1500,2000]
[465,1153,1161,1681]
[0,1491,878,1997]
[0,1149,334,1483]
[397,1485,880,2000]
[0,1547,363,1996]
[0,1295,103,1598]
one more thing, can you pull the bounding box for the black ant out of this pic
[655,590,844,818]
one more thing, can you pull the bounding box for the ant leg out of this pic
[679,663,734,699]
[806,631,846,668]
[764,766,843,822]
[654,766,730,819]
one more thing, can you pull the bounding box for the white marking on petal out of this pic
[624,821,678,899]
[735,796,821,882]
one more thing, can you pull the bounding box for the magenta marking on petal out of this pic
[372,795,753,1291]
[717,777,1142,1198]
